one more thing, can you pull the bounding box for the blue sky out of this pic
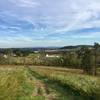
[0,0,100,48]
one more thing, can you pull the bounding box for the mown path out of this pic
[28,67,69,100]
[27,66,87,100]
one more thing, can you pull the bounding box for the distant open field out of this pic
[0,65,100,100]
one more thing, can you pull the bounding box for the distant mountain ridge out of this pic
[60,45,93,49]
[0,45,93,52]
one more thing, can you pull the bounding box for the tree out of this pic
[80,47,93,74]
[93,42,100,75]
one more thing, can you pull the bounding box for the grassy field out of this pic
[30,66,100,100]
[0,66,100,100]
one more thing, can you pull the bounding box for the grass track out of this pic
[29,66,100,100]
[27,67,87,100]
[0,66,100,100]
[0,66,79,100]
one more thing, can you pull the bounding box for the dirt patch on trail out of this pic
[33,80,57,100]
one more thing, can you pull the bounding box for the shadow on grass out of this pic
[27,66,98,100]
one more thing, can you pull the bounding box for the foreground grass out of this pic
[30,66,100,100]
[0,66,75,100]
[0,66,51,100]
[0,66,35,100]
[0,65,100,100]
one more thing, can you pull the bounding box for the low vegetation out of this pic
[30,66,100,100]
[0,66,50,100]
[0,66,85,100]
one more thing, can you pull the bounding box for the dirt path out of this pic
[32,79,57,100]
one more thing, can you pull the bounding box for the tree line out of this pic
[32,43,100,76]
[0,43,99,76]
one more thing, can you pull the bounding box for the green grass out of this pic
[0,66,72,100]
[30,66,100,100]
[0,65,100,100]
[0,66,47,100]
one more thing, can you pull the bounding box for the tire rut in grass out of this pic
[27,66,94,100]
[27,67,77,100]
[28,71,57,100]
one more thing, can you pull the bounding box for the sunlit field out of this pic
[30,66,100,100]
[0,66,50,100]
[0,65,99,100]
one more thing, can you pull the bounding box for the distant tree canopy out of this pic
[77,42,100,75]
[93,42,100,75]
[80,47,93,74]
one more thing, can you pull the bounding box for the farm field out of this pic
[0,65,100,100]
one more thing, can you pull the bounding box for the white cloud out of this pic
[9,0,40,8]
[0,0,100,47]
[6,0,100,33]
[52,0,100,33]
